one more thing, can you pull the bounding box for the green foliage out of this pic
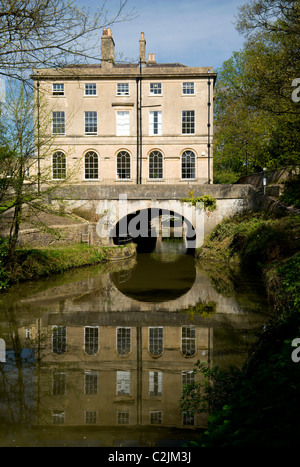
[279,175,300,209]
[181,193,217,211]
[214,0,300,180]
[8,245,109,284]
[196,312,300,446]
[0,238,9,291]
[180,300,216,318]
[180,361,239,416]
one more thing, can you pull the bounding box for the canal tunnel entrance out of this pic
[111,208,196,254]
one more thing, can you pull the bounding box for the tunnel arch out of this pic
[110,207,196,253]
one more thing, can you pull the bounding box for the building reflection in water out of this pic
[0,239,269,446]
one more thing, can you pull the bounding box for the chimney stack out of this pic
[147,52,156,64]
[101,28,115,69]
[139,32,146,64]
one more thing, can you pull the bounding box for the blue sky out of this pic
[81,0,247,70]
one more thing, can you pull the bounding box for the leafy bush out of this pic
[181,193,217,211]
[279,174,300,208]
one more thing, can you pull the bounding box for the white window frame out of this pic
[181,150,196,180]
[182,82,195,95]
[150,82,162,95]
[116,111,130,136]
[149,111,162,136]
[149,150,163,180]
[84,326,99,356]
[52,151,66,180]
[52,83,64,96]
[182,110,195,134]
[84,151,99,180]
[116,150,131,180]
[84,111,97,135]
[117,370,131,395]
[150,411,163,425]
[84,370,98,395]
[116,327,131,356]
[149,371,163,396]
[117,83,130,96]
[149,327,163,357]
[52,111,65,135]
[84,83,97,96]
[181,326,196,357]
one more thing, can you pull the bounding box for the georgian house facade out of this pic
[33,29,216,185]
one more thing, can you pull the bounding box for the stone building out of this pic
[33,29,217,186]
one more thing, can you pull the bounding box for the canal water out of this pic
[0,238,270,447]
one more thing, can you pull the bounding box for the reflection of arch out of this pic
[148,150,163,179]
[116,150,131,179]
[84,150,99,179]
[0,338,5,363]
[110,249,196,303]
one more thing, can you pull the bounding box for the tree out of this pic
[0,79,81,269]
[213,0,300,182]
[0,0,136,82]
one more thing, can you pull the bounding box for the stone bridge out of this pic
[52,184,257,249]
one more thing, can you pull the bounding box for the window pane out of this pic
[149,327,163,356]
[85,411,97,424]
[149,151,163,179]
[181,151,195,179]
[85,371,98,395]
[116,111,130,136]
[84,326,99,355]
[117,411,129,424]
[85,83,97,95]
[117,371,130,395]
[52,372,66,395]
[52,151,66,179]
[183,82,194,94]
[149,371,163,396]
[117,83,129,95]
[52,411,65,424]
[150,83,162,95]
[150,411,162,424]
[117,327,131,356]
[52,326,66,354]
[52,111,65,134]
[182,110,195,134]
[84,151,98,179]
[181,326,196,356]
[53,84,64,95]
[117,151,131,179]
[149,111,162,135]
[85,111,97,134]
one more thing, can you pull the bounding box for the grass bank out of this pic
[182,211,300,446]
[0,242,136,287]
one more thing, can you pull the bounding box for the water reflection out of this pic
[0,240,270,447]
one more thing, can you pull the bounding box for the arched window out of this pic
[181,150,195,179]
[84,151,98,179]
[149,327,163,357]
[149,150,163,179]
[52,151,66,180]
[117,151,131,179]
[181,326,196,357]
[117,327,131,356]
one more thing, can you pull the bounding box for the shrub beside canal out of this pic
[0,243,135,286]
[182,211,300,446]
